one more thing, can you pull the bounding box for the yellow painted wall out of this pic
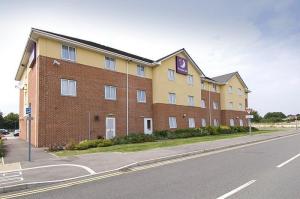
[220,75,247,111]
[152,52,202,107]
[37,37,153,79]
[201,81,220,93]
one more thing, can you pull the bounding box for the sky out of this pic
[0,0,299,116]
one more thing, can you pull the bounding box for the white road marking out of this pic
[277,153,300,168]
[216,180,256,199]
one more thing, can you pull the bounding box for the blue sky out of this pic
[0,0,299,116]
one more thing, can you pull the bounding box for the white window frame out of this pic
[228,86,233,94]
[188,96,194,106]
[213,101,219,110]
[60,79,77,97]
[239,103,243,110]
[105,85,117,100]
[213,119,219,127]
[240,119,244,127]
[230,119,235,126]
[137,65,145,77]
[137,90,146,103]
[229,102,234,109]
[168,93,176,104]
[105,56,116,71]
[238,88,242,96]
[61,45,76,62]
[168,69,175,81]
[187,75,193,85]
[201,118,207,127]
[169,117,177,128]
[188,118,195,128]
[212,84,217,92]
[201,81,205,89]
[201,99,206,108]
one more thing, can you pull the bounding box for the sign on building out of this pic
[176,56,188,75]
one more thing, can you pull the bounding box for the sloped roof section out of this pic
[32,28,154,63]
[212,71,249,90]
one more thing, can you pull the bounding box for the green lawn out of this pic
[55,129,277,157]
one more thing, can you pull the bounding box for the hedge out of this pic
[0,140,6,157]
[66,126,258,151]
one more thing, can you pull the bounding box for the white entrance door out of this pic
[106,117,116,139]
[144,118,153,134]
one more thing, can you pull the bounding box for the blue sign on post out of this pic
[26,107,31,115]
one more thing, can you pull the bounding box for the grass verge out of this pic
[55,129,277,157]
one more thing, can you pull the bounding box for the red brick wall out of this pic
[201,90,221,126]
[221,110,248,126]
[37,56,152,147]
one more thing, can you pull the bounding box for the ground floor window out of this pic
[188,118,195,128]
[240,119,244,126]
[201,118,206,127]
[213,119,219,127]
[230,119,235,126]
[169,117,177,128]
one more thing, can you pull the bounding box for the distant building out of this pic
[15,29,250,147]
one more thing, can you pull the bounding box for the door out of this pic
[106,117,116,139]
[144,118,153,134]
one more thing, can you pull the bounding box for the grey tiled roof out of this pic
[212,72,237,84]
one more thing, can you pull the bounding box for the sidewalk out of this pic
[1,129,299,191]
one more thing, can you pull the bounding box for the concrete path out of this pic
[0,129,299,190]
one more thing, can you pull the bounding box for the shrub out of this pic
[153,130,168,139]
[65,140,77,150]
[97,139,113,147]
[75,139,103,150]
[0,140,5,157]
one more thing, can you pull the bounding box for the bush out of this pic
[65,140,77,150]
[75,139,103,150]
[97,139,113,147]
[112,133,156,145]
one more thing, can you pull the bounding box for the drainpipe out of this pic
[209,84,212,126]
[126,60,129,136]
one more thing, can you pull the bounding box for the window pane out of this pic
[69,80,76,96]
[62,45,69,60]
[61,79,68,95]
[69,47,76,61]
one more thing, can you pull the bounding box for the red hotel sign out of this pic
[176,56,188,75]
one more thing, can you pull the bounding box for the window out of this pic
[137,65,145,77]
[201,81,205,89]
[105,85,117,100]
[201,99,206,108]
[240,119,244,127]
[61,45,76,61]
[212,84,217,92]
[213,119,219,127]
[201,118,207,127]
[105,57,116,71]
[168,69,175,81]
[61,79,77,96]
[213,101,219,110]
[137,90,146,103]
[228,86,233,93]
[188,118,195,128]
[188,96,194,106]
[230,119,235,126]
[187,75,193,85]
[239,103,243,110]
[229,102,233,109]
[169,117,177,128]
[238,88,242,96]
[168,93,176,104]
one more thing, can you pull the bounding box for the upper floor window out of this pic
[61,45,76,62]
[201,99,206,108]
[137,65,145,77]
[229,102,234,109]
[105,57,116,71]
[137,90,146,103]
[228,86,233,93]
[187,75,193,85]
[105,85,117,100]
[188,96,194,106]
[188,118,195,128]
[61,79,77,96]
[239,103,243,110]
[201,81,205,89]
[168,93,176,104]
[213,101,219,110]
[238,88,243,96]
[212,84,217,92]
[169,117,177,128]
[168,69,175,81]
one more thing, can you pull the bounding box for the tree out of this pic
[3,113,19,130]
[251,110,262,123]
[0,111,4,129]
[263,112,286,123]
